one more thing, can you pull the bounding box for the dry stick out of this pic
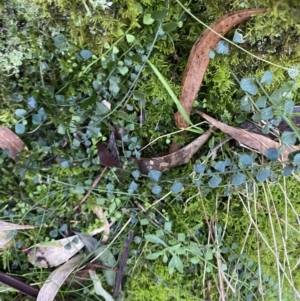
[0,271,64,301]
[73,167,107,212]
[113,230,134,297]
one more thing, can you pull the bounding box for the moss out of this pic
[125,261,206,301]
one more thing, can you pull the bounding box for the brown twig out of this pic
[0,271,63,301]
[113,231,134,297]
[73,167,107,212]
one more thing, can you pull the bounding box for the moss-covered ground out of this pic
[2,0,300,300]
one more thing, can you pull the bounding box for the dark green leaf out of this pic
[145,234,166,245]
[128,181,138,193]
[152,185,162,195]
[143,13,155,25]
[148,170,162,181]
[233,29,245,43]
[117,66,128,75]
[38,108,47,120]
[133,90,145,100]
[151,10,165,21]
[231,173,246,186]
[49,229,58,238]
[240,95,251,111]
[280,81,296,92]
[96,102,110,115]
[146,252,162,260]
[15,123,25,134]
[59,224,68,232]
[252,112,262,122]
[265,148,279,161]
[281,165,294,176]
[194,179,201,187]
[215,40,229,54]
[172,254,183,273]
[281,131,296,145]
[163,22,177,32]
[287,67,299,79]
[208,175,222,188]
[81,93,97,108]
[240,78,258,95]
[53,34,68,49]
[171,182,183,194]
[195,164,205,174]
[15,109,27,117]
[27,96,37,109]
[80,50,92,60]
[60,161,70,168]
[109,79,120,95]
[261,107,273,120]
[284,100,295,115]
[214,161,226,172]
[239,154,253,166]
[256,96,267,108]
[270,89,282,103]
[208,50,215,59]
[256,169,270,182]
[168,256,175,274]
[126,34,135,43]
[64,243,72,250]
[131,170,140,180]
[32,114,42,125]
[260,71,273,85]
[294,153,300,165]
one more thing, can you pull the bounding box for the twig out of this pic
[113,230,134,297]
[0,271,64,301]
[73,167,107,212]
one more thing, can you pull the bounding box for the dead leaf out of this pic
[25,236,84,268]
[137,129,213,173]
[174,9,266,129]
[0,221,35,250]
[37,254,84,301]
[0,126,25,161]
[197,111,300,161]
[97,141,117,167]
[0,221,35,231]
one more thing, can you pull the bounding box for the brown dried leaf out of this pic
[198,111,300,161]
[97,141,117,167]
[175,9,266,129]
[138,129,213,173]
[0,126,25,161]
